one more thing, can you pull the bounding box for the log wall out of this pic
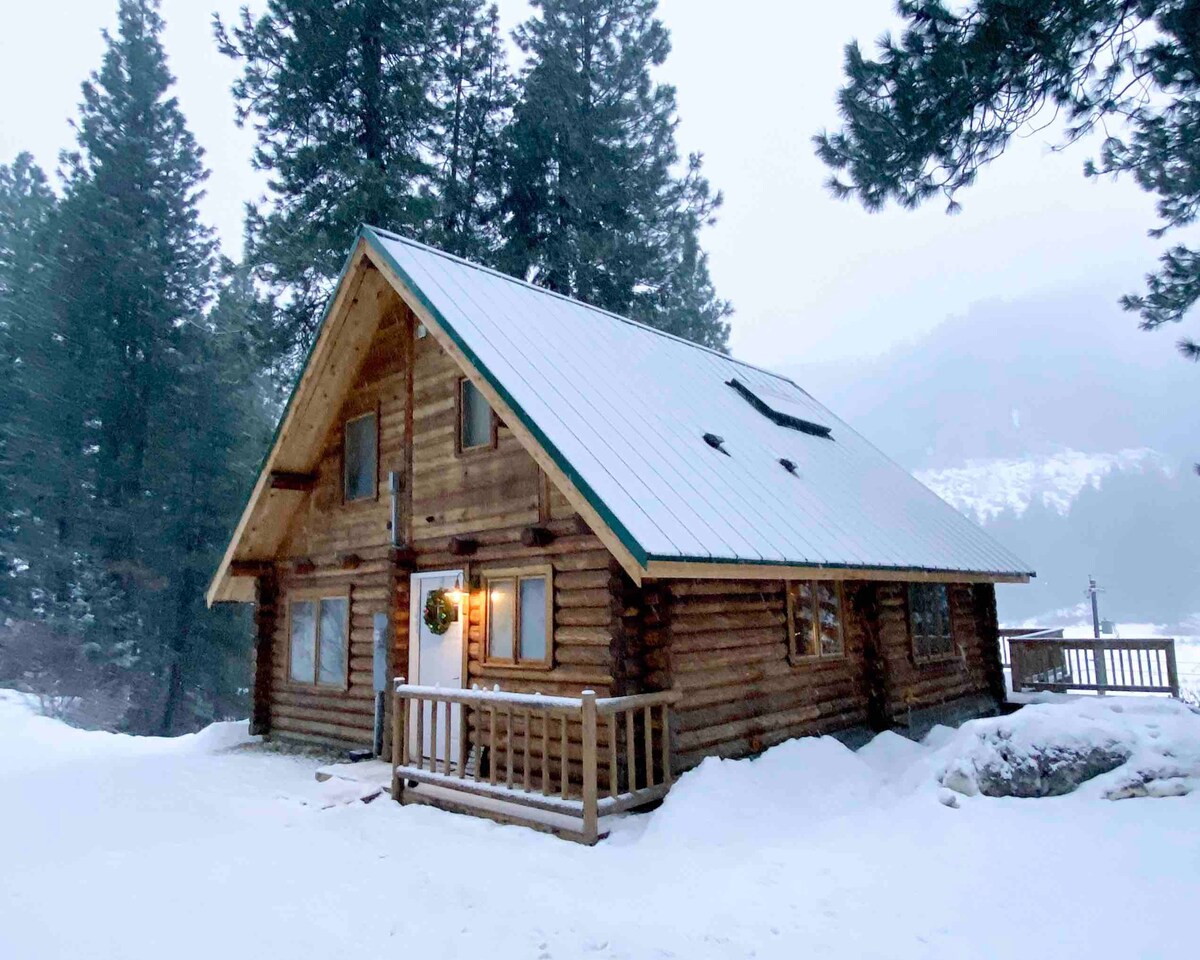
[651,579,1003,772]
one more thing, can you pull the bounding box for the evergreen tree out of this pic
[3,0,267,733]
[815,0,1200,360]
[426,1,515,263]
[216,0,441,377]
[502,0,730,349]
[0,155,60,620]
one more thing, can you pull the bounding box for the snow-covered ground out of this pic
[916,447,1168,523]
[2,688,1198,960]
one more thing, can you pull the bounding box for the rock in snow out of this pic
[934,696,1200,799]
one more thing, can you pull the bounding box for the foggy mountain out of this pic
[787,290,1200,629]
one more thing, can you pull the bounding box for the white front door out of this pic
[407,570,465,767]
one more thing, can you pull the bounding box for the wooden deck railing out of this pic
[998,627,1063,669]
[390,680,681,844]
[1010,637,1180,697]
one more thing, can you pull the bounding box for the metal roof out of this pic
[365,227,1033,579]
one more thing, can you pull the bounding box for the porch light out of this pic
[447,575,465,607]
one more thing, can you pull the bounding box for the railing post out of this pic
[391,678,406,802]
[580,690,599,844]
[1093,638,1109,695]
[1010,642,1023,693]
[1165,641,1180,698]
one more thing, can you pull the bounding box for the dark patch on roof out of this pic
[727,378,833,439]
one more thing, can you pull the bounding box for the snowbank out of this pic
[0,688,256,775]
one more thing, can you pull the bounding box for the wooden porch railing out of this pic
[1010,637,1180,697]
[998,627,1063,669]
[390,680,681,844]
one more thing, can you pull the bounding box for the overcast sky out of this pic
[0,0,1166,368]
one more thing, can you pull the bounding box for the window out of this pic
[343,411,378,501]
[288,593,349,687]
[909,583,955,663]
[458,377,495,451]
[484,567,552,667]
[787,580,844,661]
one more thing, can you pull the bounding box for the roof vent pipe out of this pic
[703,433,729,456]
[779,458,798,475]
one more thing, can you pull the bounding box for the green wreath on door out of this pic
[423,588,455,635]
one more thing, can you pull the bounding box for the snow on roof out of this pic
[365,227,1032,578]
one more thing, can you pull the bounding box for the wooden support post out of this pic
[391,680,406,802]
[250,572,277,737]
[1093,639,1109,695]
[1165,642,1181,698]
[580,691,599,845]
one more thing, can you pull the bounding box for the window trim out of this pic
[786,579,845,664]
[342,408,380,504]
[481,565,554,670]
[285,588,351,691]
[908,583,958,665]
[456,376,498,455]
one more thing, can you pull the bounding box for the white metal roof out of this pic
[366,226,1033,578]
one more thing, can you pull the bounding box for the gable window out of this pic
[787,580,844,661]
[343,411,378,501]
[909,583,955,663]
[484,567,552,668]
[288,593,349,687]
[458,377,495,451]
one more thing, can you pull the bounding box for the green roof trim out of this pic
[360,226,652,570]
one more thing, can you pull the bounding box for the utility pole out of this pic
[1087,576,1108,693]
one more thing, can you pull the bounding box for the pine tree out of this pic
[216,0,443,377]
[502,0,730,349]
[426,1,515,263]
[815,0,1200,360]
[0,155,60,620]
[24,0,267,733]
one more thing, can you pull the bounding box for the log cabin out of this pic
[207,226,1033,842]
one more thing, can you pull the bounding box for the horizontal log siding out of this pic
[279,302,408,561]
[660,579,870,772]
[267,562,395,749]
[409,329,540,541]
[878,582,998,723]
[262,298,411,749]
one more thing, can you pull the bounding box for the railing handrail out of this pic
[1002,628,1065,640]
[1010,636,1175,647]
[393,682,584,712]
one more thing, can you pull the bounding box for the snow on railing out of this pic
[389,681,681,844]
